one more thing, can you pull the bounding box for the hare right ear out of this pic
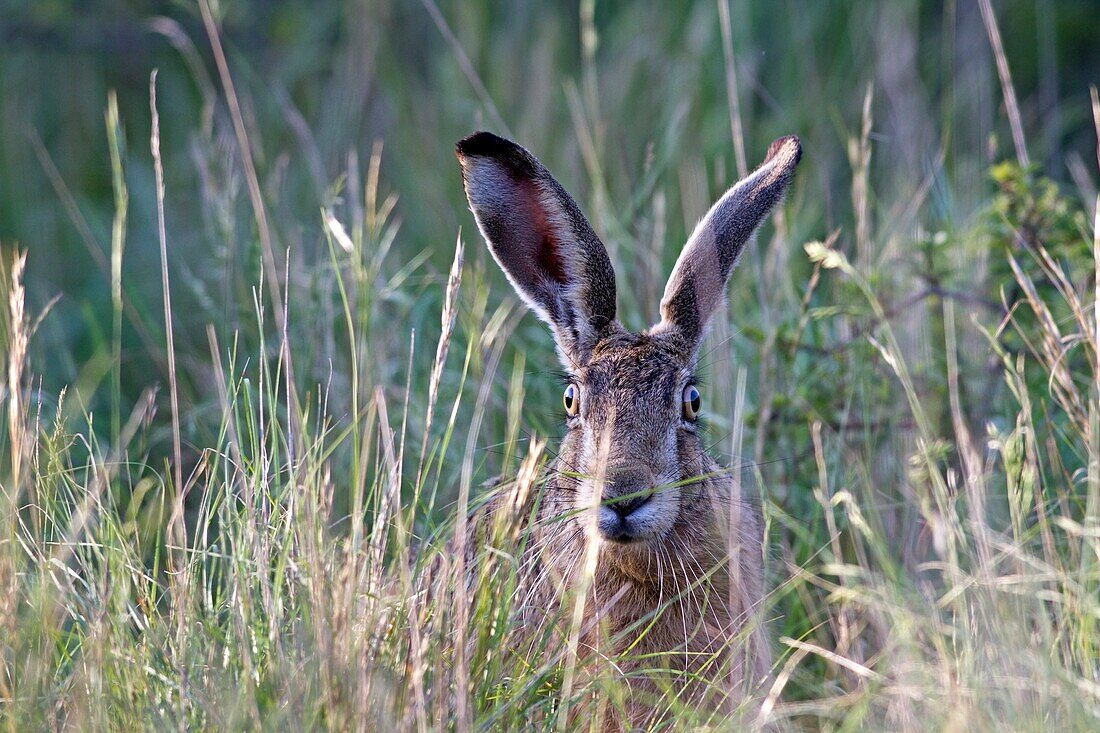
[655,135,802,352]
[457,132,617,367]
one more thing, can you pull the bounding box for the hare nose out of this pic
[603,465,654,517]
[609,493,652,518]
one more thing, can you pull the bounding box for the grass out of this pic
[2,1,1100,730]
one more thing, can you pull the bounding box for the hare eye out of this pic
[564,384,580,416]
[682,384,701,420]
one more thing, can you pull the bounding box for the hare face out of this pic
[563,332,699,545]
[457,129,800,570]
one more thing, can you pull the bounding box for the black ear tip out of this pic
[456,131,514,160]
[765,135,802,167]
[455,131,541,177]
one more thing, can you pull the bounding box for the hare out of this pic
[455,130,801,728]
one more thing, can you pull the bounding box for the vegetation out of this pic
[1,0,1099,729]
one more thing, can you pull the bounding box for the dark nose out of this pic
[602,465,654,518]
[608,492,652,518]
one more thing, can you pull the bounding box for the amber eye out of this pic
[564,384,580,416]
[682,384,701,420]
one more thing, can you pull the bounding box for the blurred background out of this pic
[3,0,1097,396]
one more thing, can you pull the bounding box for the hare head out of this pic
[456,131,800,580]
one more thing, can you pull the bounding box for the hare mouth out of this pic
[599,523,644,543]
[596,502,670,543]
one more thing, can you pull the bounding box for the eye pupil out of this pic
[564,384,579,415]
[683,385,701,420]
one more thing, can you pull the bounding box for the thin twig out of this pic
[419,0,511,136]
[150,70,183,508]
[198,0,301,454]
[717,0,747,179]
[977,0,1030,168]
[792,283,999,357]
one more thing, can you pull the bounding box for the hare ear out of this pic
[457,131,617,367]
[656,136,802,351]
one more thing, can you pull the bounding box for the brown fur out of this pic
[474,333,768,729]
[455,131,800,729]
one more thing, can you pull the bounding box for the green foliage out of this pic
[989,161,1090,266]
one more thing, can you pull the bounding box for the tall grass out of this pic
[2,1,1100,730]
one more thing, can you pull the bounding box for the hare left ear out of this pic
[655,136,802,351]
[457,131,618,367]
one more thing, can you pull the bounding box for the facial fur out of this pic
[546,327,724,580]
